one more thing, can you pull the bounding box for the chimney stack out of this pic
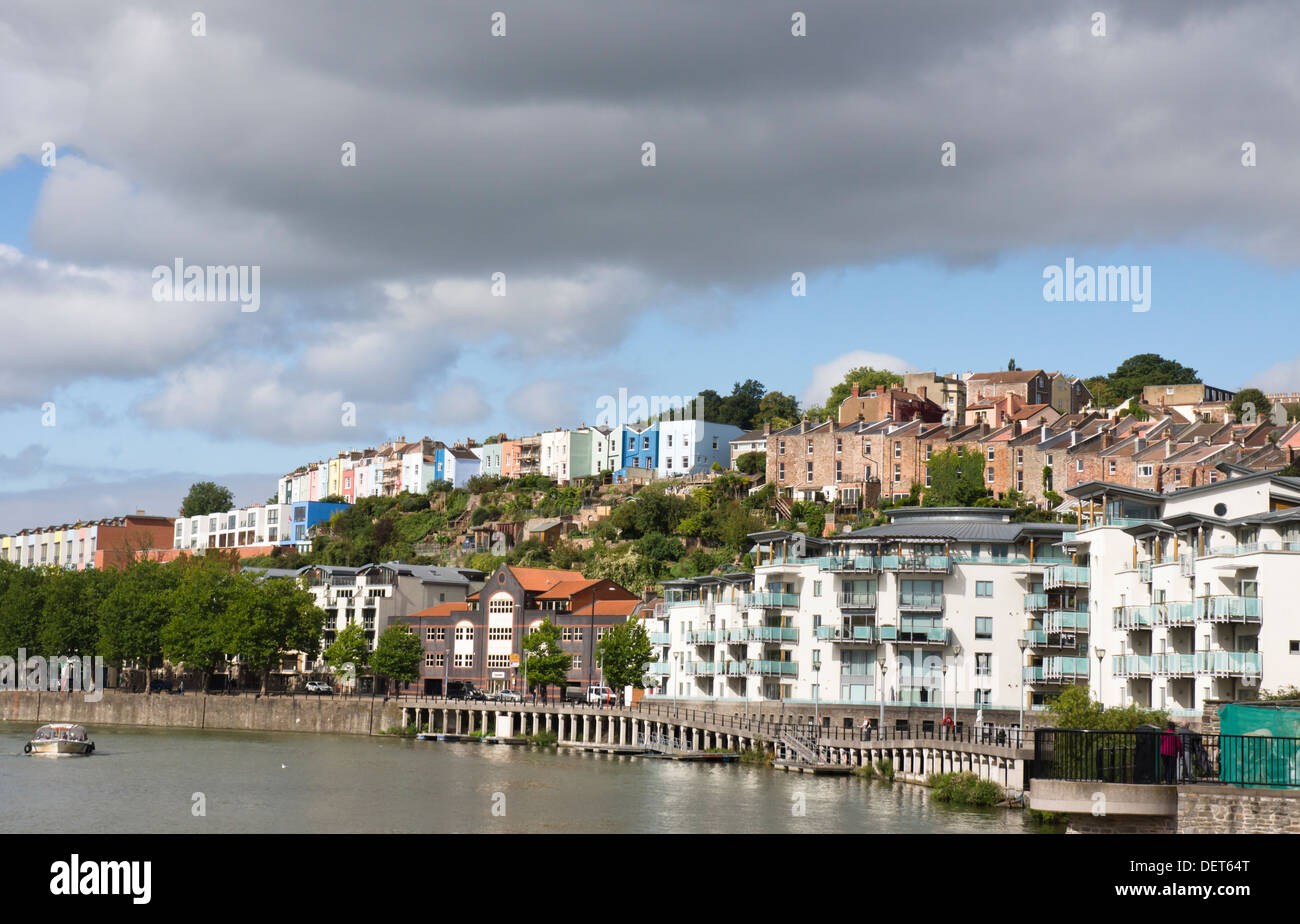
[1040,423,1048,443]
[800,416,808,434]
[763,420,772,436]
[850,383,860,398]
[919,385,928,400]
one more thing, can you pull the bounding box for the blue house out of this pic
[290,501,350,549]
[614,423,659,482]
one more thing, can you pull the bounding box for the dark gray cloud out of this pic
[5,0,1300,431]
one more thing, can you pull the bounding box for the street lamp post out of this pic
[1095,647,1106,706]
[951,643,961,732]
[878,661,888,736]
[1017,636,1028,736]
[941,662,949,737]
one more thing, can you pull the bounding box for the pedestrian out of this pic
[1160,721,1181,783]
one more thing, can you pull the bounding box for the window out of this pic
[1139,464,1153,477]
[778,440,785,454]
[1076,459,1083,473]
[488,627,513,641]
[987,467,994,483]
[1173,468,1181,483]
[924,467,931,488]
[1291,641,1300,654]
[836,438,842,453]
[1016,448,1023,465]
[813,581,822,598]
[562,626,584,642]
[1108,460,1116,476]
[864,440,871,455]
[976,581,992,597]
[778,462,785,480]
[425,627,443,641]
[975,653,992,676]
[975,617,992,638]
[987,447,995,461]
[572,656,583,670]
[806,439,813,455]
[667,435,673,447]
[894,441,902,459]
[893,464,901,484]
[806,462,813,482]
[975,689,991,706]
[681,455,688,469]
[712,436,719,450]
[835,460,842,482]
[487,654,512,668]
[454,653,473,668]
[455,625,474,640]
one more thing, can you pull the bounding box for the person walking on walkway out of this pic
[1160,721,1182,783]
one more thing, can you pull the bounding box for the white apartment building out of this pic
[173,503,293,551]
[1066,468,1300,717]
[652,510,1070,711]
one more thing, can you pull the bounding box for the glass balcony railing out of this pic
[684,661,719,675]
[743,592,801,608]
[839,592,877,608]
[687,631,721,644]
[647,663,670,675]
[1023,593,1049,610]
[1153,653,1195,676]
[1043,565,1089,589]
[649,632,671,645]
[1113,605,1157,629]
[1159,602,1197,627]
[1195,650,1261,676]
[722,660,797,676]
[878,626,897,641]
[898,594,944,611]
[1198,596,1262,623]
[816,625,880,643]
[896,626,953,645]
[1041,656,1090,681]
[726,625,798,642]
[882,554,951,572]
[1024,628,1084,649]
[810,555,880,572]
[1045,610,1089,632]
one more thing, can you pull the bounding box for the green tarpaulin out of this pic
[1218,702,1300,788]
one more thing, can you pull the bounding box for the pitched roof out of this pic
[967,369,1045,385]
[536,579,603,600]
[408,601,471,620]
[506,566,587,592]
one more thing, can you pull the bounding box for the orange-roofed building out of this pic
[408,564,644,697]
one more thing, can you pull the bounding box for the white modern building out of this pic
[1065,467,1300,717]
[652,510,1071,712]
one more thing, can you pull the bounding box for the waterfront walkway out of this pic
[396,697,1030,788]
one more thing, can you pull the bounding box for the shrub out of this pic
[873,757,894,780]
[927,771,1002,807]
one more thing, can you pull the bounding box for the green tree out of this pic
[1045,684,1168,731]
[372,622,423,690]
[810,366,903,420]
[39,567,112,658]
[753,391,800,429]
[521,617,572,699]
[1105,354,1199,402]
[222,573,324,694]
[180,481,235,518]
[595,621,655,691]
[735,451,766,475]
[0,566,47,657]
[161,555,240,691]
[923,447,990,506]
[99,560,180,690]
[1228,387,1271,423]
[324,621,369,682]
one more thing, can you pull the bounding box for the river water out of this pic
[0,722,1056,833]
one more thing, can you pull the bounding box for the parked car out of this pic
[447,681,487,701]
[586,685,615,705]
[149,679,173,694]
[492,689,523,703]
[305,681,334,695]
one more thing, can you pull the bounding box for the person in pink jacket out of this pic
[1160,721,1182,783]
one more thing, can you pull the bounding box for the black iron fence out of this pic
[1032,727,1300,788]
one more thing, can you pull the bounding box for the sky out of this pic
[2,0,1300,532]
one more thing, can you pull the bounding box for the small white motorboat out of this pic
[25,723,95,757]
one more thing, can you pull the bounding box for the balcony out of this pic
[1198,595,1262,623]
[1138,561,1153,582]
[1158,602,1197,628]
[733,625,799,642]
[724,659,797,676]
[896,626,953,646]
[1043,565,1089,589]
[684,661,719,675]
[647,662,670,675]
[666,597,702,609]
[1112,654,1152,678]
[1194,650,1261,677]
[687,631,721,644]
[649,632,671,645]
[1041,657,1091,682]
[839,591,877,609]
[1152,653,1195,677]
[743,592,801,609]
[897,594,944,612]
[1023,593,1049,610]
[881,554,952,573]
[815,625,880,644]
[805,555,879,572]
[1044,610,1089,633]
[1113,605,1157,630]
[1024,629,1082,649]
